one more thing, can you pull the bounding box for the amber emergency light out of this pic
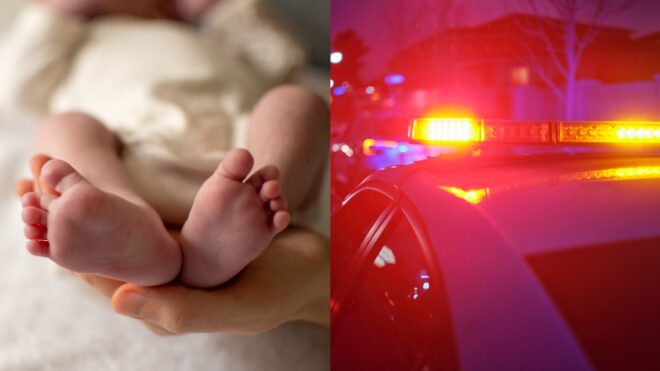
[409,118,660,144]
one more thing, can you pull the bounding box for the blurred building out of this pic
[368,13,660,120]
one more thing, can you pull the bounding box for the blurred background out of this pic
[0,0,24,31]
[1,0,329,68]
[330,0,660,208]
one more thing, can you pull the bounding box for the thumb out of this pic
[15,179,34,197]
[112,283,193,334]
[112,283,246,334]
[111,282,276,334]
[30,154,56,195]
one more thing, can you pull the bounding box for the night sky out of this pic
[332,0,660,80]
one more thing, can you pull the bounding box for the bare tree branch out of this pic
[521,40,566,103]
[516,0,638,119]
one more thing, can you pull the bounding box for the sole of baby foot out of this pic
[21,158,181,286]
[179,148,290,288]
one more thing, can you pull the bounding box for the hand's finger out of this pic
[144,322,175,336]
[111,229,327,334]
[15,179,34,197]
[111,283,277,335]
[77,274,171,336]
[80,274,125,298]
[112,284,210,334]
[30,154,55,195]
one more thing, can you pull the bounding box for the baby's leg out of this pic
[32,113,146,205]
[245,85,329,212]
[20,112,181,285]
[178,85,328,288]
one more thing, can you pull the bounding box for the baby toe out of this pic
[24,224,47,240]
[269,196,288,212]
[26,240,49,257]
[23,191,57,210]
[217,148,254,181]
[22,206,47,225]
[40,159,85,195]
[260,180,281,201]
[272,211,290,233]
[248,165,279,191]
[22,192,41,208]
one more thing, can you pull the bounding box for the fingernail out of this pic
[115,291,147,318]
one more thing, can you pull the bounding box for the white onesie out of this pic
[0,0,306,224]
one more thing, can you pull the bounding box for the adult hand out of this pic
[109,227,329,334]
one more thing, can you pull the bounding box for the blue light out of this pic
[398,144,408,153]
[332,86,347,96]
[422,282,430,290]
[385,73,405,85]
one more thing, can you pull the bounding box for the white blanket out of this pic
[0,45,329,371]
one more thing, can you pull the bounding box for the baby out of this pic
[4,0,328,288]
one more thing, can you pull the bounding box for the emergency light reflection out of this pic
[439,166,660,205]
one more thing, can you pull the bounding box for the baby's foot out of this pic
[21,158,181,285]
[179,148,290,288]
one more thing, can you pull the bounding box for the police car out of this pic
[331,118,660,370]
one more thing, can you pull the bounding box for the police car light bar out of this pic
[410,118,481,143]
[410,118,660,144]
